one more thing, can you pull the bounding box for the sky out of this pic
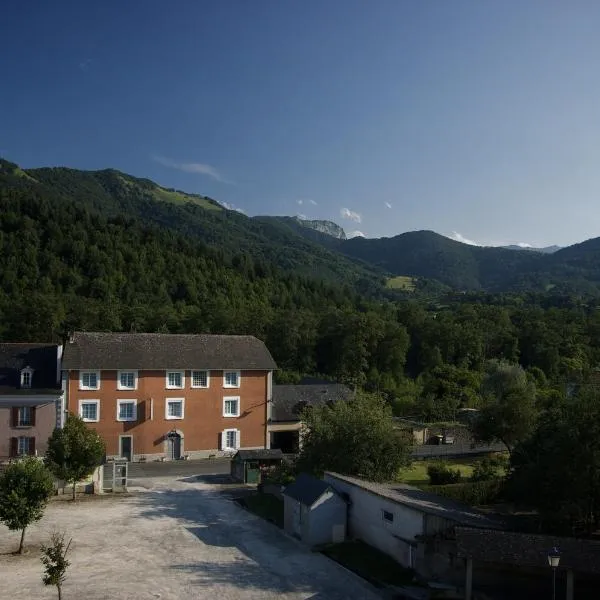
[2,1,600,247]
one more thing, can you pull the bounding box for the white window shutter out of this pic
[220,431,226,451]
[235,429,241,449]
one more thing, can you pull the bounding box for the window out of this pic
[223,370,240,388]
[222,428,239,451]
[18,436,31,456]
[382,509,394,523]
[191,370,209,388]
[16,406,32,427]
[118,371,138,390]
[166,398,184,420]
[80,371,100,390]
[20,368,33,388]
[166,371,184,389]
[223,396,240,417]
[117,400,137,422]
[79,400,100,422]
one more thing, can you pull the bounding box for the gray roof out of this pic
[62,332,277,370]
[0,343,60,394]
[271,383,354,422]
[284,473,341,507]
[234,449,284,461]
[325,472,504,530]
[456,527,600,575]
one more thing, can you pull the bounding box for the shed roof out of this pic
[234,449,284,461]
[283,473,341,507]
[271,383,354,422]
[0,343,61,394]
[325,472,504,530]
[62,332,277,370]
[456,527,600,575]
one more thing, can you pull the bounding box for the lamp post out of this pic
[547,547,560,600]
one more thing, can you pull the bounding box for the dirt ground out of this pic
[0,475,381,600]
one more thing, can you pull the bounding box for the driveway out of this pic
[0,476,381,600]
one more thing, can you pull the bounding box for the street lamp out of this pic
[547,547,560,600]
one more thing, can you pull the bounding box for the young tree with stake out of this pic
[41,531,72,600]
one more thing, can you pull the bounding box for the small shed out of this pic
[283,473,347,547]
[230,449,284,484]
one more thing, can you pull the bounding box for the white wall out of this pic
[324,474,423,568]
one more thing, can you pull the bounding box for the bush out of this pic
[424,479,504,505]
[262,461,296,486]
[427,462,462,485]
[471,454,508,482]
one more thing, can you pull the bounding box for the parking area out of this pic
[0,475,381,600]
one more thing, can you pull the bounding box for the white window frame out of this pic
[17,436,30,456]
[117,370,138,391]
[79,400,100,423]
[20,368,33,389]
[222,428,240,451]
[79,370,101,391]
[382,509,394,523]
[191,370,210,389]
[165,398,185,420]
[116,399,137,422]
[223,370,241,389]
[165,371,185,389]
[16,406,32,427]
[223,396,240,417]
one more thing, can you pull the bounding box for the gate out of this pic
[102,460,128,492]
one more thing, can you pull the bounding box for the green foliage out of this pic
[296,392,412,482]
[509,387,600,534]
[470,454,508,482]
[262,461,296,486]
[0,457,54,553]
[45,415,105,499]
[424,479,504,506]
[41,531,71,600]
[427,462,462,485]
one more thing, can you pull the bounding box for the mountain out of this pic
[502,244,561,254]
[297,218,347,239]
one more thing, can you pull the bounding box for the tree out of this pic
[45,415,105,500]
[471,360,538,454]
[41,531,72,600]
[509,388,600,534]
[0,457,54,553]
[296,392,411,482]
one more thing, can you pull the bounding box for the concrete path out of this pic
[0,475,382,600]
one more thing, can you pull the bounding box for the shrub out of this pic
[427,462,462,485]
[424,479,504,505]
[471,454,508,482]
[262,461,296,486]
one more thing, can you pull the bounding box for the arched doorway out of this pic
[165,430,183,460]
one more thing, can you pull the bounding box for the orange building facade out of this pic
[62,332,276,461]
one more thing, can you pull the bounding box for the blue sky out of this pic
[2,1,600,246]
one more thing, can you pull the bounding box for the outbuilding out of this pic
[230,448,283,484]
[283,473,347,547]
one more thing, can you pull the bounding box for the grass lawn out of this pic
[237,493,284,528]
[385,275,416,291]
[398,458,477,486]
[321,540,416,588]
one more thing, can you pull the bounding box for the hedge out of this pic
[422,478,504,505]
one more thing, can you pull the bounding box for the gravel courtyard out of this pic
[0,476,381,600]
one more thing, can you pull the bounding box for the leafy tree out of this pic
[45,415,105,500]
[41,531,72,600]
[509,388,600,534]
[471,360,538,454]
[296,392,411,482]
[0,457,54,554]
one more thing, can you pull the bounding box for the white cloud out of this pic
[384,201,392,209]
[450,232,479,246]
[347,230,366,238]
[153,155,232,183]
[218,200,246,214]
[297,199,303,205]
[297,213,307,220]
[516,242,533,248]
[309,199,317,205]
[340,207,362,223]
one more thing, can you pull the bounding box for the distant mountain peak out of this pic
[293,217,347,240]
